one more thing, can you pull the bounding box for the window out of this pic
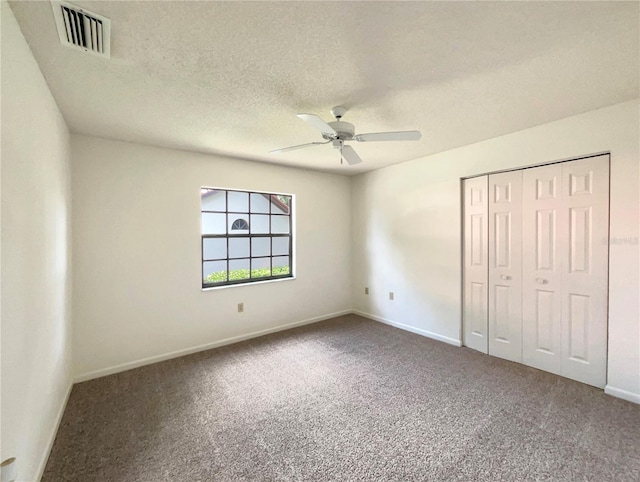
[201,188,293,288]
[231,218,249,230]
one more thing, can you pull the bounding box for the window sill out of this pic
[201,275,296,292]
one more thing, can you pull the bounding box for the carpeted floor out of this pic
[43,314,639,481]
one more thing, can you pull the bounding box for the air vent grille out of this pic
[52,1,110,58]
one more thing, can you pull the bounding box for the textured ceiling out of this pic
[8,1,640,175]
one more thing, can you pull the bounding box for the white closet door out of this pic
[522,156,609,387]
[560,156,609,387]
[488,171,523,362]
[463,176,489,354]
[522,163,565,375]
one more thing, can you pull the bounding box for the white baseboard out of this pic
[74,310,352,383]
[34,381,73,482]
[353,310,462,347]
[605,385,640,404]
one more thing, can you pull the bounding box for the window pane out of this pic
[229,237,249,258]
[228,191,248,213]
[203,260,227,284]
[250,193,270,213]
[273,256,290,276]
[271,195,291,215]
[202,213,226,234]
[272,237,290,256]
[250,214,269,234]
[271,215,290,234]
[251,237,270,257]
[229,258,250,280]
[201,189,226,211]
[251,257,271,278]
[203,238,227,260]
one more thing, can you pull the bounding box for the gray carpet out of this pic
[43,314,640,481]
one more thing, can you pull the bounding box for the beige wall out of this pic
[352,99,640,402]
[1,2,73,480]
[71,135,352,379]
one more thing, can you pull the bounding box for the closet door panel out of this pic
[522,163,565,375]
[463,176,489,354]
[488,170,523,362]
[561,156,609,387]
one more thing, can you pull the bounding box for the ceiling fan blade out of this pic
[355,130,422,142]
[297,114,337,135]
[269,141,328,154]
[341,145,363,165]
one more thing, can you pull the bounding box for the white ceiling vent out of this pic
[52,1,110,58]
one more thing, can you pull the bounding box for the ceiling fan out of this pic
[269,106,422,165]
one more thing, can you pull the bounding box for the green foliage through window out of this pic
[205,266,290,283]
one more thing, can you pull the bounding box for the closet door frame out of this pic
[461,152,610,387]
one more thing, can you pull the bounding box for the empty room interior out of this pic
[2,1,640,481]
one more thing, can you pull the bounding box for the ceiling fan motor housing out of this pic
[324,121,355,141]
[270,107,420,162]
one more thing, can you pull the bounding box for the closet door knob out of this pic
[536,278,548,284]
[500,275,511,280]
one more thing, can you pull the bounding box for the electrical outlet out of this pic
[389,292,394,301]
[237,302,244,313]
[364,287,369,295]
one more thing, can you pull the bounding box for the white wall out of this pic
[71,135,351,379]
[1,2,73,480]
[352,99,640,401]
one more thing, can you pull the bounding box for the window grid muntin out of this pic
[201,188,292,288]
[202,234,290,261]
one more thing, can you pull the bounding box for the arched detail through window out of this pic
[231,218,249,230]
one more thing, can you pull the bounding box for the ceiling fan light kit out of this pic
[270,106,422,166]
